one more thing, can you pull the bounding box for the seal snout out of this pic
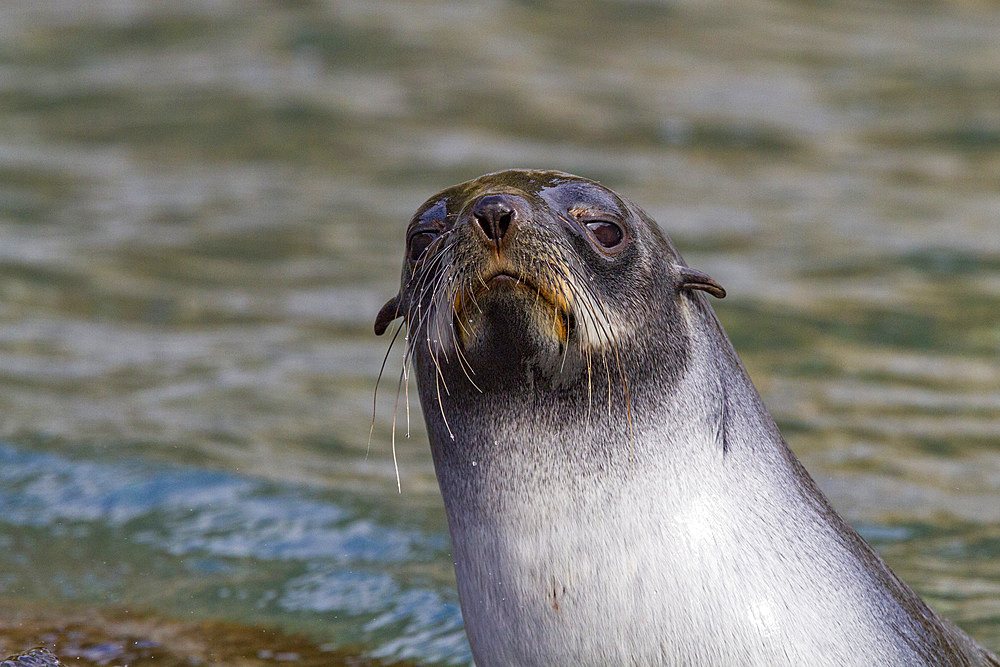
[470,193,527,247]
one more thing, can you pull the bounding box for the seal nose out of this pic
[472,194,516,243]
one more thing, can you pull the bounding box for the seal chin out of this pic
[454,271,574,354]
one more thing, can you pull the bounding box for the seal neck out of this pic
[414,294,774,497]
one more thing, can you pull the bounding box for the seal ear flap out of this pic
[374,295,402,335]
[677,267,726,299]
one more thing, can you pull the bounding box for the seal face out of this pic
[376,170,998,666]
[376,169,722,398]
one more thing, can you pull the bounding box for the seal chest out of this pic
[375,169,998,666]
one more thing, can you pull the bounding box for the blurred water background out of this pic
[0,0,998,663]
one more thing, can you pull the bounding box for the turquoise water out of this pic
[1,0,998,662]
[0,443,468,663]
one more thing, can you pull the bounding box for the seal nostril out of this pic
[496,211,511,239]
[472,194,516,243]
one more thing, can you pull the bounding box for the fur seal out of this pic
[375,169,998,665]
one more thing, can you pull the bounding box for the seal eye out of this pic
[585,220,623,249]
[408,231,437,262]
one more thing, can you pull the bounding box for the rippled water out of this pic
[1,0,998,663]
[0,444,465,662]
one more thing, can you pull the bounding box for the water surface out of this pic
[1,1,998,662]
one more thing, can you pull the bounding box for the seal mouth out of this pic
[453,269,577,346]
[482,272,536,293]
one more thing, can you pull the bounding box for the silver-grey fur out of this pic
[376,169,998,666]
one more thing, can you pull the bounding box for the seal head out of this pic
[376,169,724,397]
